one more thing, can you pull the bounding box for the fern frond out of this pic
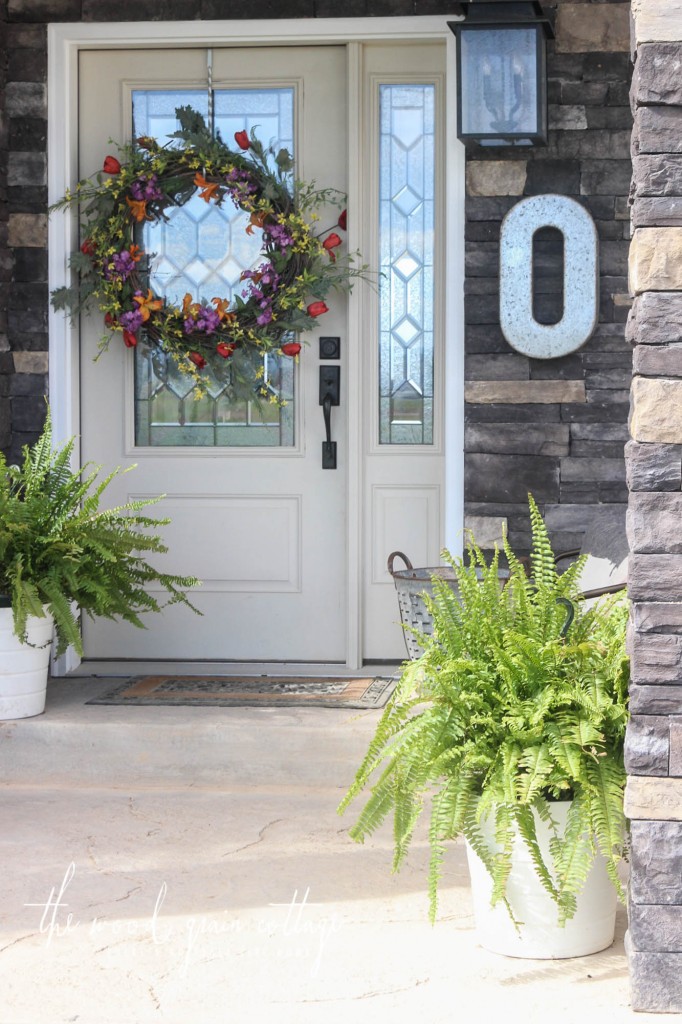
[339,493,629,926]
[0,410,200,655]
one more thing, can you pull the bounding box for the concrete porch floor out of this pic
[0,676,659,1024]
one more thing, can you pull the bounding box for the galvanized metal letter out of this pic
[499,194,599,359]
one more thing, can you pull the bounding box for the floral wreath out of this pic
[51,107,364,395]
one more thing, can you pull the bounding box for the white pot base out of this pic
[465,801,618,960]
[0,607,53,720]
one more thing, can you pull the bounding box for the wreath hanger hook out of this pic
[206,48,214,138]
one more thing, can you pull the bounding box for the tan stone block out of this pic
[466,162,526,197]
[8,213,47,248]
[630,377,682,443]
[13,352,48,374]
[556,3,631,52]
[629,228,682,294]
[463,516,507,550]
[625,777,682,820]
[464,380,586,404]
[633,0,682,43]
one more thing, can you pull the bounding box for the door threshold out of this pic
[70,660,400,679]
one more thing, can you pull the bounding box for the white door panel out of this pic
[77,42,447,665]
[79,47,347,661]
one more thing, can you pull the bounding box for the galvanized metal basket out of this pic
[388,551,509,660]
[387,552,461,660]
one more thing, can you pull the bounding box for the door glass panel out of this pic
[378,83,435,445]
[131,88,295,448]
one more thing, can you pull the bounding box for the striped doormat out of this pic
[86,675,398,709]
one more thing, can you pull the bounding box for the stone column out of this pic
[626,0,682,1011]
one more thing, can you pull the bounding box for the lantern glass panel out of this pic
[460,26,539,138]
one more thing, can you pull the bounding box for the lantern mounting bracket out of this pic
[449,2,554,37]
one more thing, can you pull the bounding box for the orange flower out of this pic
[128,244,143,263]
[239,270,262,284]
[183,293,199,317]
[126,196,148,222]
[246,209,269,236]
[194,172,221,204]
[133,289,163,323]
[211,297,235,322]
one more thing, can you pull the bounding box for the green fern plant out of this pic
[338,494,629,926]
[0,412,199,656]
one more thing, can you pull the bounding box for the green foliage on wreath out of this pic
[338,495,630,926]
[50,107,365,396]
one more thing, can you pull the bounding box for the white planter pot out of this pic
[0,606,54,720]
[465,800,618,959]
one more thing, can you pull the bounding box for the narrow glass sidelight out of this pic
[378,83,435,445]
[131,88,295,448]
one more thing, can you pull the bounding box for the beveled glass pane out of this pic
[378,84,435,445]
[133,90,209,148]
[135,342,294,447]
[131,89,296,448]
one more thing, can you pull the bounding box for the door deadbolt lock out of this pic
[319,336,341,360]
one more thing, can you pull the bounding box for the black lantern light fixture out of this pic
[449,2,554,147]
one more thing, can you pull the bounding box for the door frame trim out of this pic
[47,16,465,674]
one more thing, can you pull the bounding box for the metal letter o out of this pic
[499,194,599,359]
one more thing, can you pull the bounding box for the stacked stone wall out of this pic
[625,1,682,1011]
[0,0,633,557]
[464,0,632,554]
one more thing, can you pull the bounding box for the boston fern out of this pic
[339,495,629,926]
[0,413,199,656]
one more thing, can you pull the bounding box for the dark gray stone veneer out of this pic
[0,0,632,557]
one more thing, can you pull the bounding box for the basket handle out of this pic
[387,551,414,576]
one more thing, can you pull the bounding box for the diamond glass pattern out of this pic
[131,88,295,448]
[378,84,435,445]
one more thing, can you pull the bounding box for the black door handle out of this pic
[319,366,340,469]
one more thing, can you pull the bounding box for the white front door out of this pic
[77,42,446,666]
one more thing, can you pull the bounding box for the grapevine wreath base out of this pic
[51,107,364,397]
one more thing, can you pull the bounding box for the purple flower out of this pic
[130,174,163,203]
[104,249,136,282]
[184,305,221,335]
[224,167,258,206]
[241,263,281,302]
[257,308,274,326]
[119,309,144,332]
[265,222,294,252]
